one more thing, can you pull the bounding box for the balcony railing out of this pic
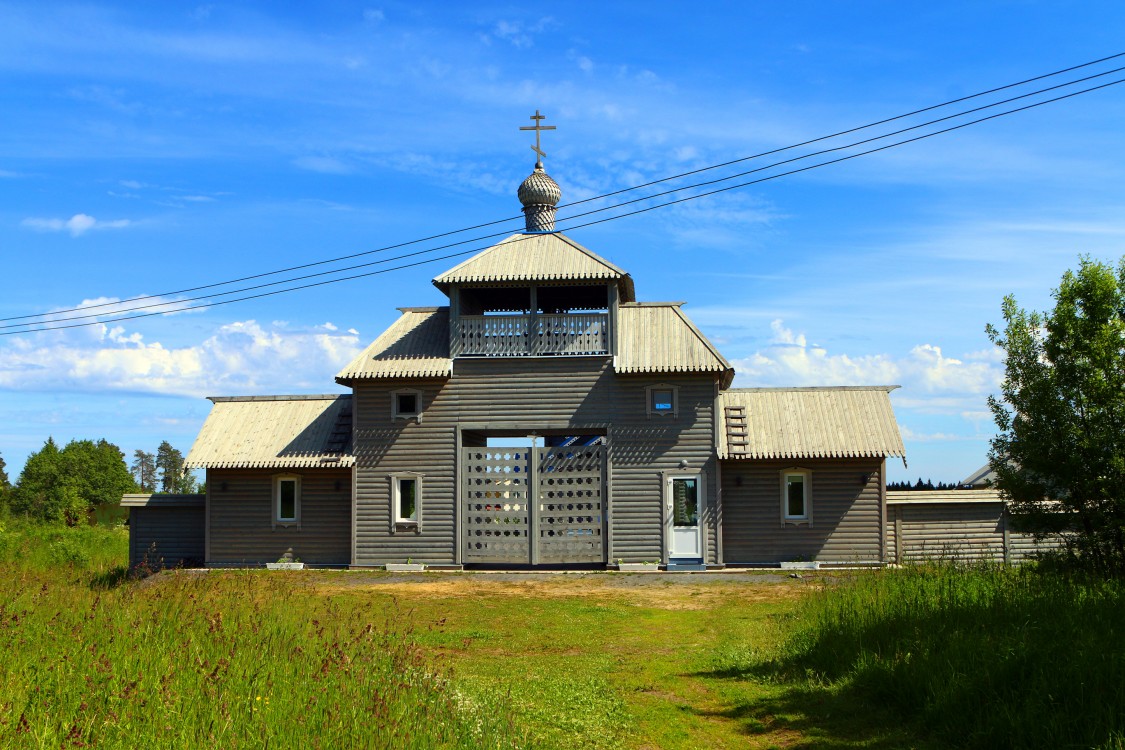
[452,313,609,357]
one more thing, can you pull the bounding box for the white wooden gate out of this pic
[461,445,606,565]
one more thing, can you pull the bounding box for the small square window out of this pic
[396,393,417,415]
[646,384,678,417]
[391,389,423,422]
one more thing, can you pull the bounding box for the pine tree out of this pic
[132,449,156,492]
[155,441,195,493]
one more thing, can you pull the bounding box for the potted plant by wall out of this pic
[779,556,820,570]
[385,558,425,572]
[617,559,661,572]
[266,548,305,570]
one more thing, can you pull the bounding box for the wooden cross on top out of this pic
[520,109,556,162]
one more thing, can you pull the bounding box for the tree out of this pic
[132,449,156,493]
[61,439,136,509]
[0,451,10,510]
[986,256,1125,573]
[155,441,196,493]
[10,437,135,524]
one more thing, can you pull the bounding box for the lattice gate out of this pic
[461,445,606,565]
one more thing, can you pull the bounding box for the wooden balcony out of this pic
[452,313,609,357]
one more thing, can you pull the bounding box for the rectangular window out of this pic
[672,477,699,526]
[652,389,674,412]
[785,474,806,518]
[397,478,417,523]
[274,475,301,525]
[390,473,423,529]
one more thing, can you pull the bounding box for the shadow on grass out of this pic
[88,565,132,590]
[690,669,937,750]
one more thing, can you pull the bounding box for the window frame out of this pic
[780,468,812,527]
[272,474,301,528]
[646,383,679,418]
[389,472,424,532]
[391,389,424,423]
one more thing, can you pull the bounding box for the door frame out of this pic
[662,468,706,564]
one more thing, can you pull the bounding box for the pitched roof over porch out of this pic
[185,394,354,469]
[719,386,905,460]
[336,307,452,382]
[616,302,734,387]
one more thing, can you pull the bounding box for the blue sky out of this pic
[1,1,1123,484]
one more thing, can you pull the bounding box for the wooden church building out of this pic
[131,123,907,570]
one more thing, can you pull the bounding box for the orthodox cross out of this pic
[520,109,556,161]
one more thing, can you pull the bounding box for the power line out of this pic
[7,64,1124,332]
[8,63,1123,332]
[5,51,1122,326]
[10,74,1123,336]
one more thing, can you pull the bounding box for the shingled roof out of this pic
[432,233,636,300]
[336,307,452,382]
[719,386,905,461]
[185,394,354,469]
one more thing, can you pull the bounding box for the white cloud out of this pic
[730,320,1003,414]
[0,317,363,397]
[21,213,132,237]
[363,8,384,23]
[489,17,556,48]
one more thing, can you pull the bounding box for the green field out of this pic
[0,520,1119,749]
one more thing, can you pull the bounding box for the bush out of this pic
[765,564,1124,749]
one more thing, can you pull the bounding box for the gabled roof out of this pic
[960,463,997,487]
[615,303,734,387]
[336,307,452,382]
[185,394,354,469]
[433,232,636,300]
[719,386,905,460]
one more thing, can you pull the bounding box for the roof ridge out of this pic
[207,394,351,403]
[621,301,686,308]
[724,385,901,393]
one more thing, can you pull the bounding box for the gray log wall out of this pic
[352,358,720,566]
[206,468,351,566]
[885,497,1063,564]
[128,502,205,569]
[720,458,885,565]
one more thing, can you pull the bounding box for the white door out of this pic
[667,476,702,560]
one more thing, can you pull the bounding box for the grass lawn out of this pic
[306,571,939,749]
[0,521,942,748]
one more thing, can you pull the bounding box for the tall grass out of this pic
[0,520,526,749]
[770,564,1123,749]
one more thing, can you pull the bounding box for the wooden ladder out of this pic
[724,405,749,456]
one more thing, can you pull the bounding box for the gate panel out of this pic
[461,449,531,563]
[537,446,605,564]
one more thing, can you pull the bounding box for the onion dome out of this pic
[518,161,561,232]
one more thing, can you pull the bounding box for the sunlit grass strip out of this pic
[773,563,1124,749]
[0,522,525,749]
